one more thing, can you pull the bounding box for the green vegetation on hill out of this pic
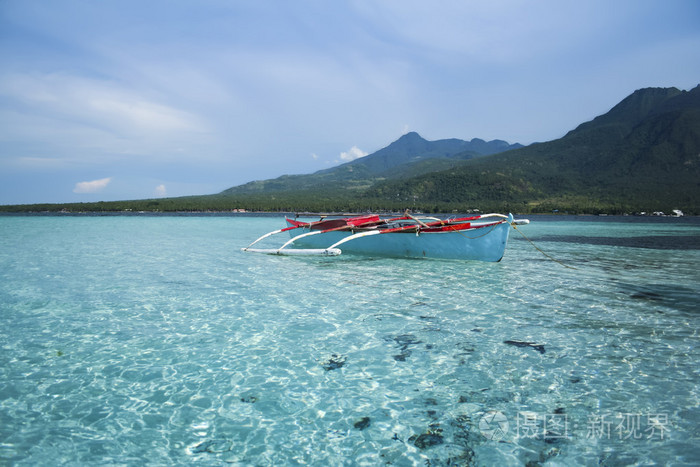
[2,86,698,215]
[221,132,521,195]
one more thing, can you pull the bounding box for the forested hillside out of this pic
[364,86,700,213]
[2,85,698,215]
[221,132,522,194]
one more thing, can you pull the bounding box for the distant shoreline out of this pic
[1,210,696,223]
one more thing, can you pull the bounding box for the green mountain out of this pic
[217,85,699,214]
[363,85,700,214]
[3,85,698,214]
[221,132,522,194]
[331,131,520,175]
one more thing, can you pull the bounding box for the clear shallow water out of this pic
[0,214,698,466]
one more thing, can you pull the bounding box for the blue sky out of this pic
[1,0,699,205]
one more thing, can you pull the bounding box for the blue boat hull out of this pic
[285,215,513,261]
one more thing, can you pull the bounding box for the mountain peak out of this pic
[568,86,687,137]
[610,86,684,118]
[388,131,428,148]
[398,131,425,141]
[390,131,427,148]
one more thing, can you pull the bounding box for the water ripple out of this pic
[0,216,698,465]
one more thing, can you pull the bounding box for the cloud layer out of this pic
[73,177,112,194]
[1,1,699,204]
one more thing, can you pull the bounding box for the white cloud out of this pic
[73,177,112,193]
[1,72,204,133]
[154,184,167,197]
[0,72,211,167]
[339,146,368,162]
[88,96,201,133]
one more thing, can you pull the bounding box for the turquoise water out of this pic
[1,214,698,466]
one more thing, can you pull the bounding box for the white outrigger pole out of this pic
[241,216,387,256]
[243,247,343,256]
[242,228,344,256]
[244,229,345,256]
[242,225,300,250]
[242,223,408,256]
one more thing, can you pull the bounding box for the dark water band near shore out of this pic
[528,235,700,250]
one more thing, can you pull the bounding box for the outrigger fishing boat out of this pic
[242,212,529,261]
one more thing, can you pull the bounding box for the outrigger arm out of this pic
[242,229,342,256]
[243,225,300,250]
[326,230,382,250]
[277,230,327,251]
[242,223,357,256]
[242,229,384,256]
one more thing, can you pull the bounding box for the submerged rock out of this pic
[390,334,423,361]
[191,439,232,454]
[630,290,664,301]
[353,417,371,431]
[322,354,347,371]
[504,340,546,354]
[393,334,423,349]
[409,430,444,449]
